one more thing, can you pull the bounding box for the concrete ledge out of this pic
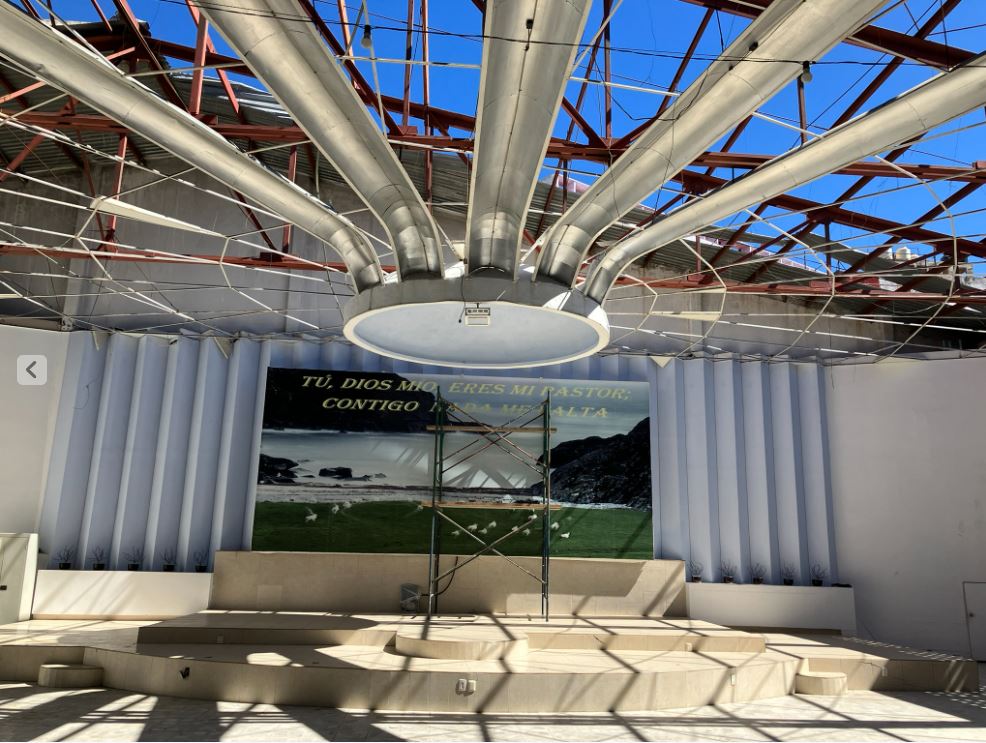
[686,584,856,635]
[38,663,103,688]
[32,571,212,620]
[796,671,847,695]
[211,552,687,617]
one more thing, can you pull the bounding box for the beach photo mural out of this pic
[253,368,653,558]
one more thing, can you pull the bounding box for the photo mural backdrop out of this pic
[254,368,652,558]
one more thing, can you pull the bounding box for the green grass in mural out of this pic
[252,500,652,559]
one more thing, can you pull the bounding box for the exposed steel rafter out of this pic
[678,0,974,68]
[1,0,984,320]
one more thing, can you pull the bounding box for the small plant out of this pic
[750,562,766,585]
[161,547,177,572]
[720,560,738,583]
[124,546,144,571]
[89,546,106,571]
[193,549,209,573]
[810,563,828,587]
[688,560,704,583]
[781,563,796,586]
[54,547,75,570]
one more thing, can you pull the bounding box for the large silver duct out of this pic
[0,4,383,291]
[466,0,592,277]
[535,0,889,287]
[196,0,445,280]
[583,51,986,302]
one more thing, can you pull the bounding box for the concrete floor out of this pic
[1,671,984,742]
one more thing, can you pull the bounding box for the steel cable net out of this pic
[0,0,984,364]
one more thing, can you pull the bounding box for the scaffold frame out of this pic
[424,391,553,620]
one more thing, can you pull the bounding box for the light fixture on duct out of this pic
[800,61,813,84]
[342,266,610,369]
[360,24,373,49]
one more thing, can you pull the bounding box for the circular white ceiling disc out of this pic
[343,275,610,368]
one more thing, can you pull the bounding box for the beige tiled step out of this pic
[137,612,766,653]
[38,663,103,688]
[795,670,848,695]
[396,625,529,660]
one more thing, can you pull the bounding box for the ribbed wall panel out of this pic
[39,337,836,579]
[38,332,108,566]
[144,338,199,569]
[177,339,228,570]
[77,333,139,568]
[110,335,169,568]
[770,363,811,582]
[652,357,834,582]
[742,361,780,582]
[653,360,690,564]
[210,339,262,553]
[798,364,839,583]
[683,359,720,579]
[714,361,750,582]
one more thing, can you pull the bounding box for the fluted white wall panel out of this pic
[38,332,107,564]
[36,335,655,567]
[176,339,229,570]
[741,362,780,582]
[77,333,138,567]
[650,358,835,583]
[110,336,169,567]
[37,334,834,580]
[144,338,198,569]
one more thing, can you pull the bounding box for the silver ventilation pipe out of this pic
[466,0,592,277]
[583,51,986,302]
[535,0,890,287]
[196,0,445,280]
[0,4,383,291]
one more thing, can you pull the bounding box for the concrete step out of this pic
[795,670,848,695]
[38,663,104,688]
[395,625,529,660]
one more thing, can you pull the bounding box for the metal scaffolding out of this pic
[424,391,553,620]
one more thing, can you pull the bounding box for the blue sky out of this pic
[64,0,986,271]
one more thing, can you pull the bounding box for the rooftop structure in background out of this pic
[0,0,984,364]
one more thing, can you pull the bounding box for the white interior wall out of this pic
[827,355,986,656]
[0,325,68,534]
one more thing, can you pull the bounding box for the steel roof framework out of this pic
[0,0,984,361]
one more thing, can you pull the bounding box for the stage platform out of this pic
[0,612,977,713]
